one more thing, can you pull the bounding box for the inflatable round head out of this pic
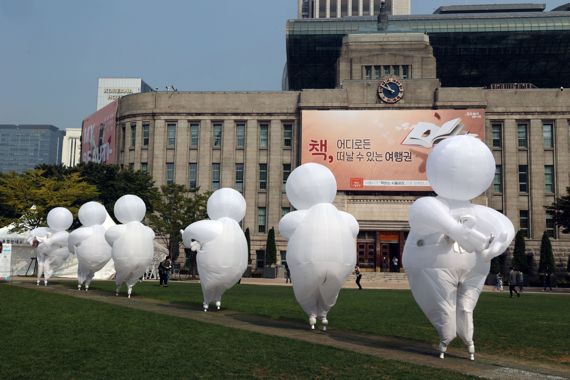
[426,135,495,200]
[114,194,146,223]
[78,201,107,227]
[207,188,246,221]
[47,207,73,232]
[285,163,337,210]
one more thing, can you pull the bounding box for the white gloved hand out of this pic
[190,241,202,252]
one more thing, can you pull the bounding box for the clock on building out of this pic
[378,77,404,103]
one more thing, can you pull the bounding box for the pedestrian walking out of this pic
[284,263,291,284]
[517,269,524,292]
[508,267,520,298]
[354,265,362,290]
[158,256,172,287]
[495,273,503,292]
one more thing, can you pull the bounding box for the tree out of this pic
[512,230,528,273]
[538,231,555,274]
[76,163,159,218]
[547,186,570,233]
[0,169,99,231]
[265,227,277,266]
[146,184,209,260]
[244,227,252,265]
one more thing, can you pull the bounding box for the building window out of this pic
[546,211,556,238]
[259,163,267,190]
[281,207,290,217]
[190,122,199,148]
[235,163,244,192]
[544,165,554,193]
[383,65,390,75]
[140,162,148,173]
[212,163,220,190]
[491,122,502,148]
[167,122,176,147]
[236,122,246,149]
[258,207,266,233]
[282,163,291,192]
[213,122,223,148]
[364,66,372,80]
[519,210,529,238]
[256,249,266,269]
[142,123,150,147]
[543,122,554,149]
[518,165,528,193]
[130,124,136,148]
[166,163,175,185]
[374,65,382,79]
[259,122,269,149]
[493,165,503,193]
[517,123,528,148]
[392,65,400,76]
[188,163,198,189]
[283,123,293,148]
[402,65,410,79]
[280,250,287,265]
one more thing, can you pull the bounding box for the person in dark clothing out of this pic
[543,266,553,291]
[508,267,520,298]
[354,265,362,290]
[158,256,172,287]
[284,263,291,284]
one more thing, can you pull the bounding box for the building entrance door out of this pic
[357,241,376,270]
[378,231,403,272]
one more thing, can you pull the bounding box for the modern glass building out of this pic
[0,125,64,173]
[285,3,570,90]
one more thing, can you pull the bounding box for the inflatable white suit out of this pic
[27,207,73,286]
[403,135,514,360]
[279,163,359,330]
[68,201,113,291]
[105,195,155,298]
[181,188,248,311]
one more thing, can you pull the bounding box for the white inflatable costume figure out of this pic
[181,188,248,312]
[105,195,155,298]
[27,207,73,286]
[278,163,358,331]
[403,135,515,361]
[68,201,112,291]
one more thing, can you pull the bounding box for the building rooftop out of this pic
[433,3,546,14]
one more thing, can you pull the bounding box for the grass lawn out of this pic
[0,285,478,380]
[84,280,569,366]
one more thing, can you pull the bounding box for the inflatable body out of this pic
[68,201,112,291]
[403,135,515,360]
[27,207,73,286]
[105,195,155,298]
[279,163,358,330]
[181,188,248,311]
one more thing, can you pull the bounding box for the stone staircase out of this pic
[346,272,410,289]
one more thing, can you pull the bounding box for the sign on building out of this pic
[81,101,118,164]
[301,109,485,191]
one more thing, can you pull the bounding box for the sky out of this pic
[0,0,568,130]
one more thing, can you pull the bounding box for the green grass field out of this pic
[0,285,477,380]
[86,280,570,366]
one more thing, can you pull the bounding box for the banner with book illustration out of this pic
[301,109,485,191]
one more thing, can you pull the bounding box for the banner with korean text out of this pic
[81,100,118,164]
[301,109,485,191]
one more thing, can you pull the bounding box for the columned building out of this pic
[107,3,570,275]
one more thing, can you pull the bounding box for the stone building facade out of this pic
[115,31,570,277]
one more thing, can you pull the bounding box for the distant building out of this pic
[97,78,153,110]
[297,0,410,18]
[0,125,64,173]
[61,128,81,167]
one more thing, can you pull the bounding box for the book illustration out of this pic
[402,118,476,148]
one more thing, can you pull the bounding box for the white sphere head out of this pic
[207,188,246,221]
[285,163,337,210]
[47,207,73,232]
[426,135,495,200]
[114,194,146,223]
[78,201,107,227]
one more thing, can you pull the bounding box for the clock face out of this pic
[378,77,404,103]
